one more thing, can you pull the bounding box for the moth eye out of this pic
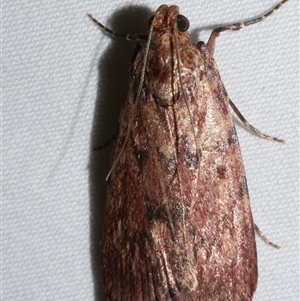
[177,14,189,31]
[148,15,154,27]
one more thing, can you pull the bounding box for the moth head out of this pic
[148,5,190,32]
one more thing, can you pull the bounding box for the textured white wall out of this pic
[2,1,299,300]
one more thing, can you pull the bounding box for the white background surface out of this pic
[2,0,299,300]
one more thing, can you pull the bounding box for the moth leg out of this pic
[229,98,285,143]
[93,133,116,151]
[88,14,148,42]
[254,224,280,249]
[207,0,288,55]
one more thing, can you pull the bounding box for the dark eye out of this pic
[177,14,189,31]
[148,15,154,27]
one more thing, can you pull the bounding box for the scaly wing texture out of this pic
[101,5,257,301]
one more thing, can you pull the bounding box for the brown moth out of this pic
[89,1,287,300]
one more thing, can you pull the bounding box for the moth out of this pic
[89,1,287,300]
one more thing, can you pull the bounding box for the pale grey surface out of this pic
[2,0,299,300]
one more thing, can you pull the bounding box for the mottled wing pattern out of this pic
[101,5,257,301]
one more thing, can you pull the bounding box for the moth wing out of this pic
[101,40,257,301]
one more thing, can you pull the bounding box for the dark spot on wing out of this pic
[240,176,249,197]
[185,150,199,170]
[134,148,148,172]
[146,197,168,223]
[180,135,199,170]
[217,165,226,179]
[228,127,238,145]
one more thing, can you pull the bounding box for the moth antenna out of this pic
[207,0,289,54]
[87,13,148,42]
[106,23,154,180]
[174,28,203,193]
